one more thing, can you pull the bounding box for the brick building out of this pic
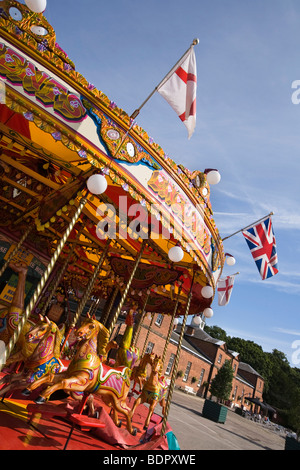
[112,312,265,412]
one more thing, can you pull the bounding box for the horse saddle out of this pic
[92,362,131,398]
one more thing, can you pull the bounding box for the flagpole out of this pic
[222,212,274,242]
[131,38,199,119]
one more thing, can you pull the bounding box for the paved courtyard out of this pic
[165,390,286,450]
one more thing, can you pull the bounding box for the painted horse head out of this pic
[76,314,101,342]
[25,315,62,359]
[152,354,163,374]
[76,314,111,359]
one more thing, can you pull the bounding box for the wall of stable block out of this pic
[111,312,264,408]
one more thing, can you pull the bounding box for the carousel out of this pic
[0,0,225,451]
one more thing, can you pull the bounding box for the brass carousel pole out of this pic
[132,292,150,347]
[160,271,195,436]
[141,311,155,357]
[161,287,181,364]
[61,242,110,351]
[39,223,85,317]
[88,297,100,316]
[107,239,146,338]
[0,224,33,278]
[101,286,119,326]
[0,197,87,371]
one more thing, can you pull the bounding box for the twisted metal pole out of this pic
[0,198,87,371]
[141,312,155,356]
[71,242,110,327]
[161,288,181,364]
[0,224,33,278]
[88,297,100,316]
[132,292,150,347]
[40,223,85,317]
[61,242,110,352]
[108,239,146,338]
[160,272,195,436]
[102,286,119,326]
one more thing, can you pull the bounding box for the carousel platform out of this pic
[0,378,177,451]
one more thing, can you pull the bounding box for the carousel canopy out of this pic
[0,0,225,316]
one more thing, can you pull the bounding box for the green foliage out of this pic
[209,360,234,402]
[204,325,228,342]
[205,324,300,433]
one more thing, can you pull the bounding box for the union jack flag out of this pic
[242,216,278,280]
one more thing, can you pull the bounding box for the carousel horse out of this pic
[114,308,139,369]
[0,315,63,396]
[129,354,169,430]
[130,352,155,395]
[25,315,137,435]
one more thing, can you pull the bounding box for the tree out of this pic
[204,324,300,432]
[204,325,228,342]
[210,360,234,403]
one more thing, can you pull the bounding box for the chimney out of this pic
[186,325,195,336]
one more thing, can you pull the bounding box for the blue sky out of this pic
[26,0,300,365]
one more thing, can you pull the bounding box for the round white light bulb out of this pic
[87,174,107,195]
[206,170,221,185]
[193,315,201,325]
[25,0,47,13]
[168,246,184,263]
[201,285,214,298]
[173,318,179,325]
[203,308,213,318]
[226,255,236,266]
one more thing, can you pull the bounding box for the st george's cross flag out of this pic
[217,275,235,306]
[157,48,197,139]
[242,216,278,280]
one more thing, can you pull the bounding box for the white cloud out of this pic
[273,327,300,337]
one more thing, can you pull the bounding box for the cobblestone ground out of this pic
[164,390,286,450]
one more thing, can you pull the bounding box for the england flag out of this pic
[217,275,235,306]
[157,48,197,139]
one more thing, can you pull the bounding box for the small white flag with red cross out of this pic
[157,48,197,139]
[217,275,235,306]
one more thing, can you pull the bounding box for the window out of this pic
[183,361,192,382]
[165,353,175,376]
[155,313,163,327]
[198,368,205,387]
[217,353,222,364]
[232,386,237,400]
[145,341,154,355]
